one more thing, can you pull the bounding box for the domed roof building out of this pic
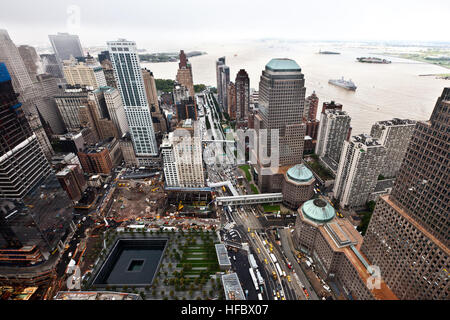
[301,199,336,224]
[282,164,316,209]
[293,197,337,255]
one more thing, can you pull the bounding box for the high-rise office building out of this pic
[333,134,386,209]
[40,53,64,79]
[142,68,159,110]
[0,117,72,266]
[293,198,397,300]
[370,118,416,178]
[48,32,84,63]
[35,73,66,134]
[0,29,54,159]
[304,91,319,121]
[361,88,450,300]
[227,82,237,120]
[17,45,41,82]
[55,86,90,132]
[161,120,205,188]
[142,68,167,134]
[315,109,352,174]
[218,64,230,111]
[216,57,226,108]
[103,86,129,137]
[87,88,119,140]
[235,69,250,127]
[107,39,158,158]
[0,63,52,199]
[175,50,195,98]
[63,55,107,89]
[254,59,306,192]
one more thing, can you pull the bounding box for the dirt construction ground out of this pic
[107,180,167,221]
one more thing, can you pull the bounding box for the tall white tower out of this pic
[107,39,158,157]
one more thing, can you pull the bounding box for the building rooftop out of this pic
[266,58,301,72]
[222,273,246,300]
[374,118,416,127]
[301,198,335,224]
[215,244,231,267]
[374,178,395,192]
[286,164,314,183]
[351,134,381,147]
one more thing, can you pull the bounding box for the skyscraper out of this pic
[0,63,52,199]
[142,68,159,110]
[218,65,230,111]
[227,81,237,119]
[216,57,226,107]
[87,88,119,140]
[54,86,90,132]
[40,53,64,79]
[315,109,352,174]
[17,45,41,82]
[235,69,250,127]
[361,88,450,300]
[370,118,416,178]
[333,134,386,209]
[103,86,129,137]
[254,59,306,192]
[175,50,195,98]
[304,91,319,121]
[142,68,167,134]
[161,120,205,188]
[107,39,158,158]
[48,32,84,63]
[0,29,54,159]
[35,73,66,134]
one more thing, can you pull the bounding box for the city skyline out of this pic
[0,1,448,304]
[1,0,450,50]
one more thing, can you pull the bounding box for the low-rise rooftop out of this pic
[222,273,246,300]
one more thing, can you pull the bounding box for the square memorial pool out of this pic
[92,238,167,286]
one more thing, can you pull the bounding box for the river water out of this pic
[142,41,449,134]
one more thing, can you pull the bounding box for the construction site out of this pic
[107,177,167,222]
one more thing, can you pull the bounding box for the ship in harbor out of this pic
[318,49,341,55]
[357,57,391,64]
[328,77,357,91]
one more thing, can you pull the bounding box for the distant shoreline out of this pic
[139,51,207,63]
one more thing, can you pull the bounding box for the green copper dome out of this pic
[266,58,301,72]
[287,164,314,183]
[301,198,335,223]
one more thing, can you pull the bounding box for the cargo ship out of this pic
[318,50,341,55]
[357,57,391,64]
[328,77,357,91]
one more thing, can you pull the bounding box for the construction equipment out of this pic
[178,201,184,211]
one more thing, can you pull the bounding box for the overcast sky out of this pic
[1,0,449,50]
